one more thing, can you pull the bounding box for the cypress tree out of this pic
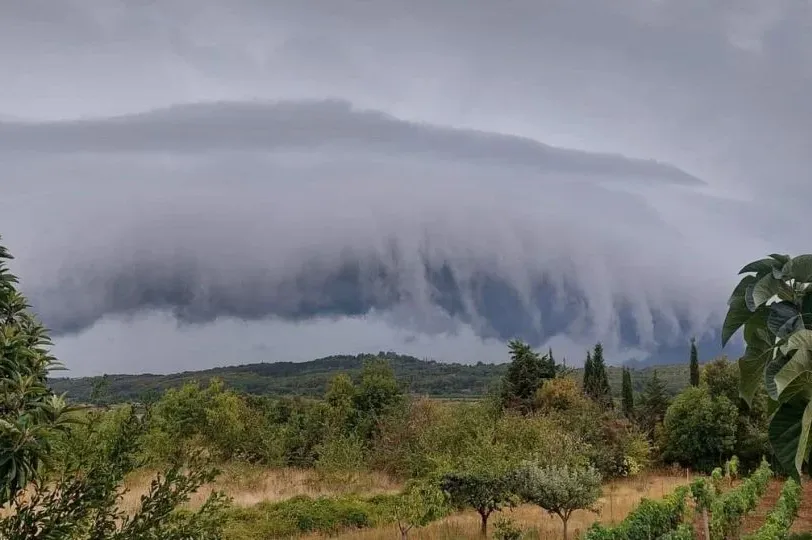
[582,351,594,396]
[621,367,634,419]
[590,342,613,409]
[689,337,700,387]
[639,370,670,436]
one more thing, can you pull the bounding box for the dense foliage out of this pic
[723,253,812,477]
[0,237,229,539]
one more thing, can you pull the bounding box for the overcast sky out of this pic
[1,1,810,375]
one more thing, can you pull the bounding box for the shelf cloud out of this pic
[1,1,810,374]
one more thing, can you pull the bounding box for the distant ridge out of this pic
[50,351,698,403]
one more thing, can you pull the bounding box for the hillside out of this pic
[50,351,697,403]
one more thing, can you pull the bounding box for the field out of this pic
[119,467,692,539]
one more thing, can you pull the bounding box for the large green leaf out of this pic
[766,352,792,400]
[739,345,771,406]
[802,292,812,328]
[748,274,783,310]
[723,295,756,347]
[768,398,812,479]
[784,255,812,282]
[739,258,781,276]
[767,301,803,338]
[743,307,771,348]
[728,275,757,306]
[775,330,812,397]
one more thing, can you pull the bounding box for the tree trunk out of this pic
[701,508,710,540]
[400,528,409,540]
[562,516,569,540]
[479,510,490,536]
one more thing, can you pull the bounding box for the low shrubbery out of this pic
[223,494,401,539]
[743,478,802,540]
[583,485,689,540]
[709,459,772,540]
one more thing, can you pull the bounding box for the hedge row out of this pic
[709,459,772,540]
[743,478,802,540]
[583,486,689,540]
[223,493,402,539]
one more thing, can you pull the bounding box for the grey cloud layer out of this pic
[2,100,757,363]
[2,1,810,370]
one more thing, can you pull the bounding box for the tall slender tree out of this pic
[689,337,700,387]
[582,351,594,396]
[638,370,670,436]
[587,343,613,409]
[621,367,634,419]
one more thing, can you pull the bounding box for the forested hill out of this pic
[49,351,696,403]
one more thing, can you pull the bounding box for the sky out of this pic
[1,0,810,375]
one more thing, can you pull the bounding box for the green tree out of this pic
[513,463,602,540]
[637,370,670,436]
[441,468,515,536]
[621,367,635,419]
[501,340,554,413]
[690,338,700,387]
[661,386,738,471]
[586,343,612,409]
[702,356,739,404]
[722,253,812,478]
[394,481,448,540]
[0,236,228,539]
[582,351,594,395]
[352,358,404,441]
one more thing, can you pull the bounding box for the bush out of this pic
[493,517,524,540]
[659,523,696,539]
[743,478,802,540]
[224,494,399,539]
[583,485,689,540]
[709,459,772,540]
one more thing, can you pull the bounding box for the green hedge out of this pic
[743,478,802,540]
[583,486,689,540]
[709,459,772,540]
[223,494,402,539]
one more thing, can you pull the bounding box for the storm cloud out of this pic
[1,1,809,374]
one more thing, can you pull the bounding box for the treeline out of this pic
[51,351,695,403]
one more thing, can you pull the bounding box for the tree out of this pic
[621,367,635,419]
[722,253,812,478]
[534,377,590,413]
[582,351,594,395]
[690,338,700,387]
[513,463,602,540]
[637,370,670,436]
[661,386,738,471]
[441,469,515,536]
[585,343,612,408]
[394,481,448,540]
[501,340,554,413]
[0,236,228,538]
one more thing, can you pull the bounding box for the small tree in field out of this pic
[689,338,700,387]
[441,469,515,536]
[513,463,602,540]
[394,481,448,540]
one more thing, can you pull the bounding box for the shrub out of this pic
[709,459,772,540]
[583,485,689,540]
[224,494,398,539]
[743,478,802,540]
[493,517,524,540]
[659,523,696,539]
[513,463,602,540]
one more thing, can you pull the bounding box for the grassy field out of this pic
[119,466,693,539]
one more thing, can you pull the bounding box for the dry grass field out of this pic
[117,466,693,539]
[306,471,691,540]
[119,465,401,513]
